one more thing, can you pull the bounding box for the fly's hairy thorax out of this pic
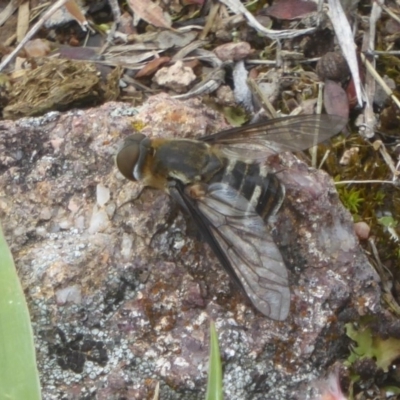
[148,139,224,187]
[210,158,285,221]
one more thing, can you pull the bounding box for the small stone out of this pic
[89,206,109,233]
[153,61,196,93]
[354,221,370,240]
[40,207,53,220]
[215,85,235,106]
[121,233,133,260]
[96,184,110,207]
[56,285,82,305]
[59,219,71,230]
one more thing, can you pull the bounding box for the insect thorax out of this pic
[153,140,224,184]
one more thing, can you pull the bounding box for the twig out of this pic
[246,78,277,119]
[318,150,331,170]
[334,179,397,185]
[99,0,121,54]
[327,0,363,107]
[219,0,317,40]
[360,53,400,110]
[172,40,209,62]
[358,1,381,138]
[200,2,220,41]
[246,57,321,66]
[311,83,324,168]
[245,60,277,66]
[377,141,400,178]
[371,50,400,55]
[151,381,160,400]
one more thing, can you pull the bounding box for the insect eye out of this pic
[116,134,146,181]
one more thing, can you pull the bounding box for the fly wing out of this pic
[200,114,347,154]
[172,181,290,320]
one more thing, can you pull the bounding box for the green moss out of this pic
[336,185,364,214]
[320,131,400,267]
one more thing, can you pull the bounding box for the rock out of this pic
[0,94,381,399]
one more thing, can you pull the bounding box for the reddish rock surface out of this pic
[0,94,381,399]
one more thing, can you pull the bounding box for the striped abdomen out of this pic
[209,159,285,221]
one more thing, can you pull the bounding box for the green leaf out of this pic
[377,216,397,228]
[205,321,223,400]
[0,222,41,400]
[221,107,247,127]
[345,322,400,372]
[384,386,400,395]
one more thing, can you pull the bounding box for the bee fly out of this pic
[116,114,347,320]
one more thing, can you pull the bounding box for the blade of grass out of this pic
[0,222,41,400]
[205,320,223,400]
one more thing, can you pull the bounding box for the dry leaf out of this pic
[385,19,400,34]
[24,39,52,58]
[213,41,252,62]
[156,30,197,49]
[0,0,19,27]
[263,0,317,20]
[346,75,362,110]
[17,2,30,43]
[127,0,172,29]
[58,46,100,61]
[136,56,171,78]
[324,80,349,120]
[181,0,204,4]
[65,0,88,29]
[119,11,136,35]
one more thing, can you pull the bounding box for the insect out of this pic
[116,114,347,320]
